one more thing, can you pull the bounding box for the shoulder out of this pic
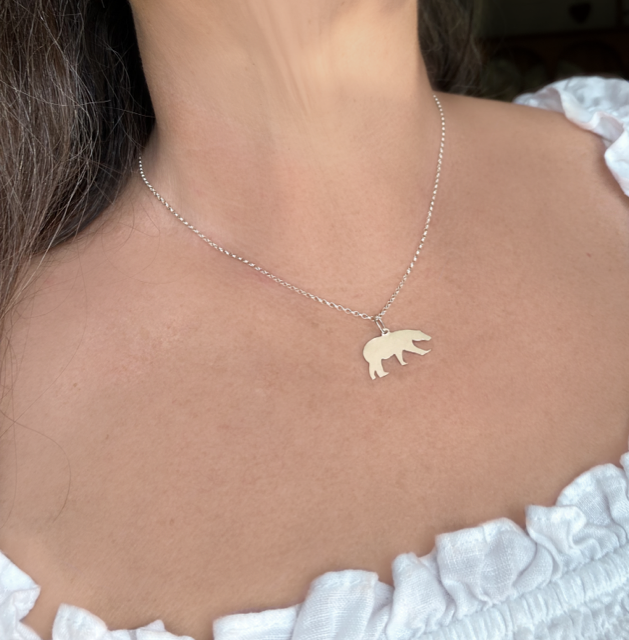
[437,76,629,239]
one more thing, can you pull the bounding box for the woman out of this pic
[1,0,629,638]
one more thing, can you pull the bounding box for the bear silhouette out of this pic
[362,329,431,379]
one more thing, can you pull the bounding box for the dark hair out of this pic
[0,0,480,337]
[420,0,482,94]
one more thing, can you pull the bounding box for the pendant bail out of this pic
[374,316,390,335]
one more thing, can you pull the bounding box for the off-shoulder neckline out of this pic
[4,451,629,639]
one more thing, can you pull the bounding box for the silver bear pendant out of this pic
[362,329,431,380]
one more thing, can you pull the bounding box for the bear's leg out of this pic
[407,344,431,356]
[370,361,389,379]
[395,351,408,365]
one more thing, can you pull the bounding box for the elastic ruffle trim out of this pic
[212,454,629,640]
[3,454,629,640]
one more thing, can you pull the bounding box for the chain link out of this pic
[138,94,445,327]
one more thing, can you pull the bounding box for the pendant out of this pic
[363,320,431,380]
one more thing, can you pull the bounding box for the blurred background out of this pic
[476,0,629,100]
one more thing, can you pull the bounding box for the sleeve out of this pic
[514,76,629,197]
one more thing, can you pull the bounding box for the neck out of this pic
[130,0,444,282]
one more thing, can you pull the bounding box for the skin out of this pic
[2,1,629,638]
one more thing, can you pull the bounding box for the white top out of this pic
[2,75,629,640]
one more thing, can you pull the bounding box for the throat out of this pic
[130,0,442,272]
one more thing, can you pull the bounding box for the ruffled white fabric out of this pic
[3,75,629,640]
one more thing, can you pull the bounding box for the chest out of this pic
[3,180,629,638]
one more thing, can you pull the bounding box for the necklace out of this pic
[138,93,445,380]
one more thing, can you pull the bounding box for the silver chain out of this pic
[138,93,445,331]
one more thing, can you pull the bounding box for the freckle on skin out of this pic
[586,253,591,257]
